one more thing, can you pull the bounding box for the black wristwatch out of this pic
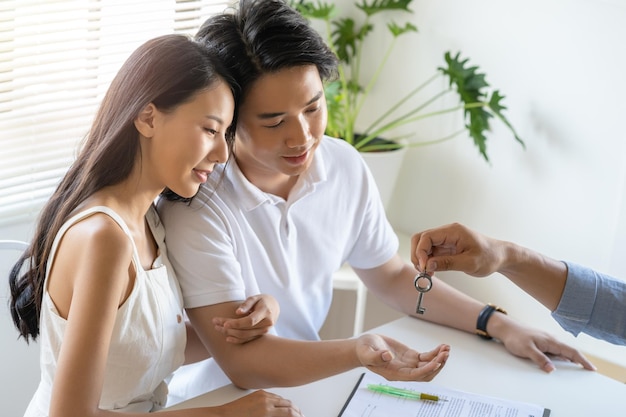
[475,303,507,340]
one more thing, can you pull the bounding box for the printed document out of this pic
[339,371,550,417]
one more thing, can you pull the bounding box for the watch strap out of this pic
[476,303,507,340]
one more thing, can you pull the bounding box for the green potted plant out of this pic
[289,0,525,163]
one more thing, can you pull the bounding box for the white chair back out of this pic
[0,240,29,251]
[0,239,39,415]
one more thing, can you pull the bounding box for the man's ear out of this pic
[134,103,157,138]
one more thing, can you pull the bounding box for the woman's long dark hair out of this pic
[9,34,238,342]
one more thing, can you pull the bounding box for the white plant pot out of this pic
[359,147,407,210]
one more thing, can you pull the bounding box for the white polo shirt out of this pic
[157,136,398,400]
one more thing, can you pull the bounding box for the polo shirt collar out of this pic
[226,146,327,211]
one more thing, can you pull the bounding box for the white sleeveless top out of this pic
[24,206,186,416]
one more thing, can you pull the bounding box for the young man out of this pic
[157,0,593,402]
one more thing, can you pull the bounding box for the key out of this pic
[414,272,432,315]
[415,292,426,315]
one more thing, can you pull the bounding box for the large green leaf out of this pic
[324,80,346,139]
[331,18,372,64]
[289,0,335,20]
[388,21,418,37]
[439,52,493,161]
[356,0,413,16]
[438,52,524,162]
[489,90,525,148]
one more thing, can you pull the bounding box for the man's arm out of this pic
[187,301,358,388]
[411,222,568,310]
[355,252,594,372]
[412,222,626,346]
[354,253,493,332]
[186,301,449,389]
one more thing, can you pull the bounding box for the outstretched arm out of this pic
[355,248,594,373]
[410,222,567,311]
[186,301,449,389]
[411,222,626,348]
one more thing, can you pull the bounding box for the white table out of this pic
[164,316,626,416]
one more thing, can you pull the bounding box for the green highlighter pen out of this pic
[366,384,448,402]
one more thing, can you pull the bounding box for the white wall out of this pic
[339,0,626,366]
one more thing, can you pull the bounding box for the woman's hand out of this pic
[212,294,280,344]
[207,390,303,417]
[356,334,450,382]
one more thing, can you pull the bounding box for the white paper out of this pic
[339,372,549,417]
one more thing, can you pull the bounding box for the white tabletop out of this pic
[164,316,626,416]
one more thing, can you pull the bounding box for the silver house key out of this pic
[414,272,432,314]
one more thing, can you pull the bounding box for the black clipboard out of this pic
[337,373,365,417]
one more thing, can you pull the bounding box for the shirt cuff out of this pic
[183,289,247,310]
[551,261,598,336]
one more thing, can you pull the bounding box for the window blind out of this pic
[0,0,232,227]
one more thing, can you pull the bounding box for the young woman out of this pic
[9,34,302,417]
